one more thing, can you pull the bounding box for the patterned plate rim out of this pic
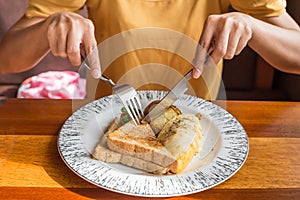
[57,90,249,197]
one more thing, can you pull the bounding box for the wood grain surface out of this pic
[0,99,299,199]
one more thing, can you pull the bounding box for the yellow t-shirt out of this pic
[25,0,286,100]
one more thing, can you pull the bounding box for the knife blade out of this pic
[142,68,193,123]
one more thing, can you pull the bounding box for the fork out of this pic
[81,55,144,125]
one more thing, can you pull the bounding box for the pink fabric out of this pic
[17,71,86,99]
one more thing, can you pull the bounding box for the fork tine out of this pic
[127,99,141,125]
[82,55,144,124]
[133,96,144,119]
[112,84,143,125]
[130,95,144,123]
[123,103,138,126]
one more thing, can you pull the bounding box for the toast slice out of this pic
[106,121,176,167]
[93,142,169,174]
[93,108,202,174]
[92,118,173,174]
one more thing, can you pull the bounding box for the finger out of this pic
[209,27,230,65]
[193,19,214,78]
[85,41,101,79]
[83,21,101,79]
[56,23,68,58]
[66,28,81,66]
[192,45,208,78]
[235,39,248,56]
[235,31,252,55]
[47,21,59,56]
[223,30,240,60]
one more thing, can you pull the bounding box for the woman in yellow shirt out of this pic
[0,0,299,99]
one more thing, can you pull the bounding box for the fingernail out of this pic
[193,68,201,79]
[91,69,101,79]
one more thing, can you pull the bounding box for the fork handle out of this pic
[99,75,115,87]
[80,53,116,87]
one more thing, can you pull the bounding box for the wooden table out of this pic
[0,98,299,199]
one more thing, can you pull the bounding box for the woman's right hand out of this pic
[46,12,101,78]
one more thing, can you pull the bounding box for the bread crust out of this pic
[92,107,202,174]
[106,122,176,167]
[92,135,170,174]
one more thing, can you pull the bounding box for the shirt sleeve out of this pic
[25,0,86,18]
[229,0,286,17]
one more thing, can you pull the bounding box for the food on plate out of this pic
[157,114,202,173]
[92,104,202,174]
[148,105,182,134]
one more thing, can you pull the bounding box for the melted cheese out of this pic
[157,114,202,173]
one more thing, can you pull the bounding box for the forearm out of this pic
[248,13,300,74]
[0,17,50,74]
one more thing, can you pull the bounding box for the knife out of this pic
[142,68,193,123]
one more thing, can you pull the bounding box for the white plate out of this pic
[58,90,249,197]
